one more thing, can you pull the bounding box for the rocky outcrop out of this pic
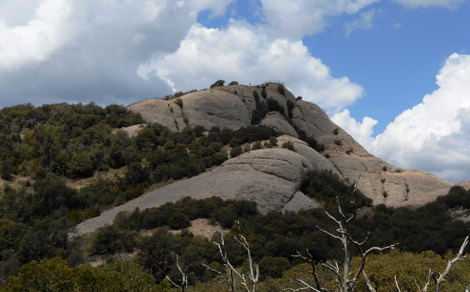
[127,82,460,209]
[73,148,319,236]
[261,112,298,137]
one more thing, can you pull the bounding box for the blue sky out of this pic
[1,0,470,183]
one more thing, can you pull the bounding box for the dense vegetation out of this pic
[2,102,470,291]
[0,102,281,287]
[3,174,470,290]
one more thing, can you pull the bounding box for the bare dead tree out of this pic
[203,223,259,292]
[286,176,397,292]
[202,231,238,292]
[395,235,469,292]
[166,254,188,292]
[286,198,397,292]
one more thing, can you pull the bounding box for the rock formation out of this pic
[73,82,462,235]
[128,83,454,207]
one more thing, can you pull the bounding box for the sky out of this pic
[0,0,469,183]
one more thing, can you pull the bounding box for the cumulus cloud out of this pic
[0,0,76,70]
[332,109,378,148]
[393,0,465,9]
[259,0,378,38]
[0,0,232,108]
[138,23,364,112]
[345,8,381,36]
[335,54,470,183]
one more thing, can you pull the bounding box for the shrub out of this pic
[333,127,339,135]
[193,125,205,137]
[287,100,295,118]
[252,141,263,150]
[174,98,183,109]
[261,88,267,99]
[267,98,283,113]
[0,160,14,180]
[334,139,342,146]
[277,84,286,96]
[269,136,278,146]
[230,146,243,158]
[229,81,239,85]
[167,211,191,229]
[210,80,225,88]
[282,141,295,151]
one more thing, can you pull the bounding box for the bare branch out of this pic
[435,236,468,286]
[421,268,432,292]
[362,271,377,292]
[414,236,469,292]
[283,279,324,292]
[166,254,188,292]
[316,225,342,241]
[394,275,402,292]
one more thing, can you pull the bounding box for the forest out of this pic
[1,103,470,291]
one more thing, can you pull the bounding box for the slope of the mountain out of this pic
[74,82,462,235]
[128,83,454,206]
[73,147,320,235]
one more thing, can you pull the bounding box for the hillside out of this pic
[70,82,460,235]
[128,82,453,207]
[3,82,470,291]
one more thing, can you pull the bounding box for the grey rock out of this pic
[73,148,315,236]
[128,99,183,132]
[282,191,320,212]
[127,83,462,210]
[181,88,251,130]
[276,135,340,176]
[261,112,298,137]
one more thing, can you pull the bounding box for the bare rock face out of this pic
[457,181,470,190]
[276,135,340,176]
[127,82,460,209]
[128,99,185,132]
[118,124,145,137]
[261,112,298,137]
[181,88,251,130]
[73,148,318,236]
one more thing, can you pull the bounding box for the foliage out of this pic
[267,98,283,113]
[5,257,158,291]
[251,90,269,125]
[210,80,225,88]
[281,141,295,151]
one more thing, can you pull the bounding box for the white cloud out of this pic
[345,8,381,36]
[336,53,470,183]
[0,0,233,107]
[332,109,378,148]
[0,0,76,70]
[393,0,465,9]
[139,23,364,112]
[259,0,378,39]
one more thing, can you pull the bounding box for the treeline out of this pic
[0,102,285,287]
[3,170,470,290]
[2,167,470,289]
[0,103,143,179]
[81,173,470,286]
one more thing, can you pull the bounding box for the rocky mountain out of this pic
[74,82,456,235]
